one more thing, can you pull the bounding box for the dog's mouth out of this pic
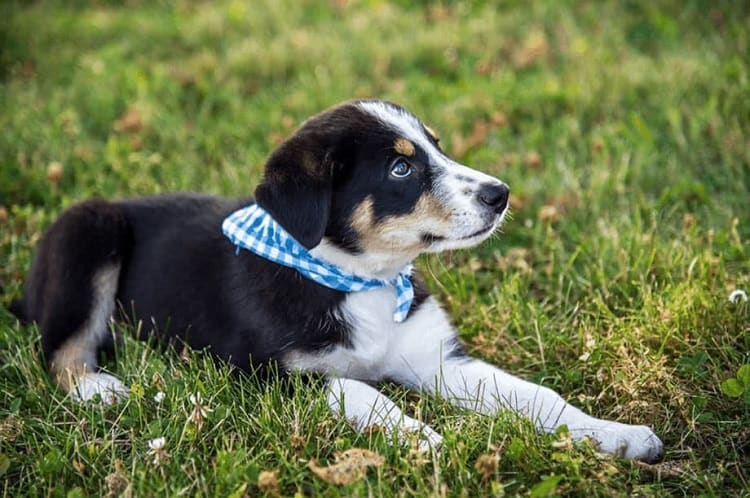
[459,223,497,240]
[421,221,498,246]
[421,205,509,250]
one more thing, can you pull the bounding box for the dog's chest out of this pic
[283,289,456,382]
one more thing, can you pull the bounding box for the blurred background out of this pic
[2,1,747,215]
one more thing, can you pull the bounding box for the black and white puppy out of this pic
[11,100,663,462]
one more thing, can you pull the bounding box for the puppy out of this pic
[10,100,663,461]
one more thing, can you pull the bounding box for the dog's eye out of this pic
[390,159,413,178]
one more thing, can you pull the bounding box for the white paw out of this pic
[415,426,444,452]
[572,421,663,462]
[400,419,443,452]
[71,372,129,405]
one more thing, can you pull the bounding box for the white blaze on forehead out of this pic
[355,101,500,185]
[357,101,446,167]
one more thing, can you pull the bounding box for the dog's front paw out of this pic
[573,422,663,462]
[72,372,129,405]
[399,420,443,452]
[415,425,444,452]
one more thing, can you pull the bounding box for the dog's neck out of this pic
[311,238,416,281]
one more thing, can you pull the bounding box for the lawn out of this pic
[1,0,749,496]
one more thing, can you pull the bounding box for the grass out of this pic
[1,0,749,495]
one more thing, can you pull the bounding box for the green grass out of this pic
[1,0,749,495]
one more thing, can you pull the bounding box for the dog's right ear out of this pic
[254,137,333,249]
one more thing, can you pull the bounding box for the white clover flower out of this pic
[147,437,169,466]
[188,392,213,429]
[153,391,165,403]
[729,289,748,303]
[147,437,166,450]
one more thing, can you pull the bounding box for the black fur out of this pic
[16,200,132,359]
[112,194,354,371]
[8,299,27,323]
[10,100,435,374]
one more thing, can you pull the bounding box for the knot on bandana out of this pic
[222,203,415,322]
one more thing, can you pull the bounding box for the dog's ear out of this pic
[254,138,333,249]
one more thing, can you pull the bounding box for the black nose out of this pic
[477,182,509,212]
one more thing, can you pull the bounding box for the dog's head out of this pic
[255,100,509,277]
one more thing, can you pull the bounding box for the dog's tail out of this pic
[1,280,25,322]
[8,295,29,323]
[0,272,30,324]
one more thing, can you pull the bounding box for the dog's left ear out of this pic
[254,137,333,249]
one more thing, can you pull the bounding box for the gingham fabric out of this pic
[222,203,415,322]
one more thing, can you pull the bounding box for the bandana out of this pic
[222,203,415,322]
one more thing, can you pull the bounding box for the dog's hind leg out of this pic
[50,264,128,404]
[23,200,131,404]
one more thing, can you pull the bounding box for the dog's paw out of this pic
[72,372,129,405]
[399,420,443,452]
[415,425,444,452]
[572,422,663,462]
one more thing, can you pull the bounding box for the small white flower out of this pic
[148,437,166,450]
[188,392,213,429]
[729,289,748,303]
[153,391,165,403]
[147,437,169,466]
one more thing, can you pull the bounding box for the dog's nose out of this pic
[477,182,509,212]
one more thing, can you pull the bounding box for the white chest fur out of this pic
[283,289,458,385]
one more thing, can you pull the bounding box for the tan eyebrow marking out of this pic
[394,137,415,156]
[424,125,440,142]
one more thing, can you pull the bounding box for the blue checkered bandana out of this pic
[222,203,415,322]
